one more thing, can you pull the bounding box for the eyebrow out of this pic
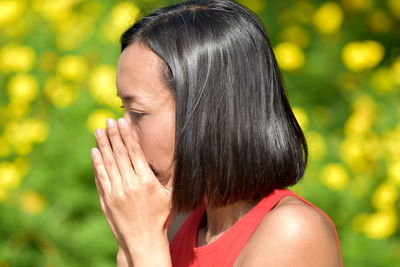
[116,92,134,102]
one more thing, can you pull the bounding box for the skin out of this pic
[91,42,342,266]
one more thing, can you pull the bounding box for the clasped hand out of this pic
[90,118,172,263]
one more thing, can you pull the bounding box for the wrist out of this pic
[126,234,171,266]
[117,246,133,267]
[127,232,169,254]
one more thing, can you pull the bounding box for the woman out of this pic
[90,0,343,266]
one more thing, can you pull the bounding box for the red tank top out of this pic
[170,188,342,266]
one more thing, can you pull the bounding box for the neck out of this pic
[199,200,257,245]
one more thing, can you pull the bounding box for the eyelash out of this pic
[120,105,145,120]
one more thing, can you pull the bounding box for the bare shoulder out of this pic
[235,196,342,267]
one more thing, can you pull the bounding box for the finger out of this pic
[94,128,123,191]
[117,118,154,178]
[92,149,130,251]
[91,147,112,194]
[96,179,120,240]
[106,118,136,187]
[97,186,125,245]
[93,166,124,244]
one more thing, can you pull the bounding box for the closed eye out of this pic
[120,105,145,121]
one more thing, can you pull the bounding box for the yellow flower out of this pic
[388,0,400,19]
[89,65,121,108]
[364,134,382,162]
[388,161,400,186]
[0,137,11,157]
[306,131,326,160]
[3,100,29,119]
[0,161,23,189]
[344,112,374,136]
[0,44,36,73]
[7,74,39,103]
[313,2,343,34]
[292,107,308,130]
[20,191,46,215]
[56,55,88,82]
[102,1,140,43]
[0,0,26,26]
[383,126,400,161]
[342,41,385,72]
[54,13,93,51]
[24,119,49,143]
[4,122,32,155]
[370,68,396,93]
[44,77,77,108]
[344,95,376,136]
[4,119,49,154]
[87,109,116,133]
[352,94,376,113]
[340,136,366,172]
[320,163,349,190]
[341,133,381,173]
[363,210,398,239]
[274,42,306,71]
[372,183,398,210]
[33,0,75,22]
[279,25,310,48]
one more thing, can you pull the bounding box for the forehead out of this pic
[116,42,168,101]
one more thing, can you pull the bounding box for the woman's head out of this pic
[119,0,308,212]
[117,42,175,187]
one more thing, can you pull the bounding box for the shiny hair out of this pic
[120,0,308,212]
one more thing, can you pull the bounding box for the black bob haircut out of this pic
[121,0,308,212]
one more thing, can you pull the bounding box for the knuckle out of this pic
[113,148,125,160]
[141,178,152,188]
[126,181,139,193]
[104,159,114,168]
[116,190,126,199]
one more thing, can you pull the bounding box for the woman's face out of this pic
[116,42,175,186]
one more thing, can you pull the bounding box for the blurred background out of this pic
[0,0,399,266]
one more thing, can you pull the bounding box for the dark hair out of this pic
[120,0,308,212]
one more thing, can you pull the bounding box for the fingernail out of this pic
[95,129,103,138]
[107,118,115,128]
[118,118,127,128]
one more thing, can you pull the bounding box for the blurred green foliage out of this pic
[0,0,399,266]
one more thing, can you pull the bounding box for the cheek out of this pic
[136,115,175,174]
